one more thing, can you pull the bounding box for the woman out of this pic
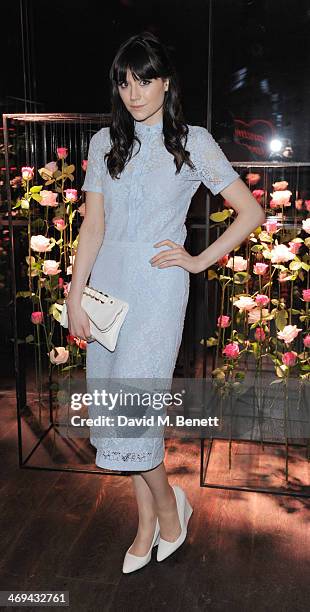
[66,32,265,573]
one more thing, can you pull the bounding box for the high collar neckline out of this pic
[134,117,163,136]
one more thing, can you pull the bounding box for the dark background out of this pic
[2,0,310,161]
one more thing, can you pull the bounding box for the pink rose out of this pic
[49,347,69,365]
[302,219,310,234]
[82,159,88,171]
[278,270,290,283]
[234,296,256,311]
[270,244,295,264]
[303,335,310,348]
[31,311,43,324]
[277,325,302,345]
[264,220,278,233]
[58,277,64,288]
[226,256,248,272]
[255,327,266,342]
[40,190,58,207]
[217,315,231,328]
[30,235,53,252]
[272,181,288,191]
[305,200,310,212]
[45,161,58,173]
[246,173,260,186]
[289,241,301,254]
[302,289,310,302]
[282,351,297,367]
[57,147,68,159]
[43,260,61,275]
[253,262,268,275]
[21,166,34,180]
[64,188,78,202]
[248,307,269,324]
[222,342,240,359]
[53,218,66,231]
[295,199,303,211]
[255,294,269,307]
[252,189,264,203]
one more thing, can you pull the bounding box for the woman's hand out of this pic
[65,296,92,341]
[149,239,205,274]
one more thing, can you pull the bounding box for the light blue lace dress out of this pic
[81,118,239,471]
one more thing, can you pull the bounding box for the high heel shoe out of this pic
[122,518,160,574]
[157,484,193,562]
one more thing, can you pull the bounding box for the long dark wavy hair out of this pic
[105,31,195,179]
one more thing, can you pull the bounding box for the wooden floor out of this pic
[1,381,310,612]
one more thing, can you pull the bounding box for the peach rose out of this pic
[277,325,302,345]
[302,218,310,234]
[248,307,269,324]
[30,235,53,252]
[282,351,297,367]
[43,260,61,275]
[234,296,256,311]
[288,241,301,255]
[272,181,288,191]
[49,347,69,364]
[295,199,303,211]
[269,190,292,208]
[253,262,269,275]
[40,190,58,207]
[270,244,295,264]
[246,173,260,186]
[226,256,248,272]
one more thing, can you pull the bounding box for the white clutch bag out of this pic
[60,285,129,352]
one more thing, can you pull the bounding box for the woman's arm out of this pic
[196,177,266,271]
[65,191,105,339]
[150,178,266,273]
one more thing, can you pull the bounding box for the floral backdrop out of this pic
[8,158,310,412]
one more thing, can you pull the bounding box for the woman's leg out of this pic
[128,474,158,556]
[140,462,181,542]
[128,462,181,556]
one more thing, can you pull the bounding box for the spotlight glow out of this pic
[270,139,283,152]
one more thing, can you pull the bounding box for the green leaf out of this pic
[301,262,310,272]
[31,193,42,203]
[16,291,35,298]
[210,210,231,223]
[289,261,302,271]
[208,269,218,280]
[25,334,34,343]
[30,185,43,193]
[275,309,288,331]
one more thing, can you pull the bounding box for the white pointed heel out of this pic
[157,485,193,562]
[122,519,160,574]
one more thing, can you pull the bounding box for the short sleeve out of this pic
[188,126,240,196]
[81,128,109,194]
